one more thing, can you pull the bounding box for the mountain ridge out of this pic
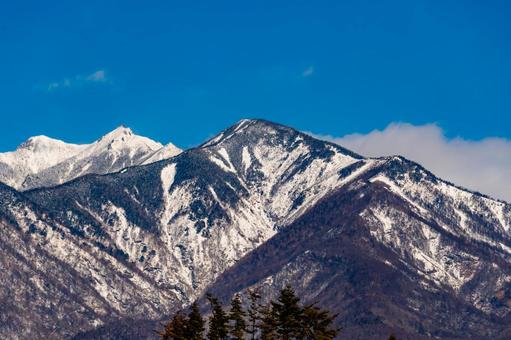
[0,126,181,191]
[0,119,510,339]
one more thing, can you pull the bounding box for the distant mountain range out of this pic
[0,119,510,339]
[0,126,181,191]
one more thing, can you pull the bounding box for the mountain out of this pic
[0,119,510,339]
[0,135,87,188]
[205,156,511,339]
[0,119,364,337]
[0,126,181,191]
[0,182,180,339]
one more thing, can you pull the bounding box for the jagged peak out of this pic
[92,126,164,152]
[98,125,134,142]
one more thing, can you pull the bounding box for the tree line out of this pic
[159,285,339,340]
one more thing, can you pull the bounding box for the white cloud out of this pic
[312,123,511,202]
[86,70,106,82]
[302,66,314,77]
[46,69,108,91]
[47,82,63,91]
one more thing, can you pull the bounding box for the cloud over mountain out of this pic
[312,122,511,202]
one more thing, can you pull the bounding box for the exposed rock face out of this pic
[0,119,510,339]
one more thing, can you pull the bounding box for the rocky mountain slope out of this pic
[0,126,181,191]
[0,119,510,339]
[205,156,511,339]
[0,120,365,338]
[0,183,180,338]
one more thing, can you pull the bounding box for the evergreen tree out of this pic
[159,312,188,340]
[272,285,303,340]
[207,293,229,340]
[246,289,261,340]
[228,294,247,339]
[301,303,339,340]
[160,285,340,340]
[186,302,205,340]
[159,322,173,340]
[259,303,278,340]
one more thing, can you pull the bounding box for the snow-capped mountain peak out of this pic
[98,125,134,143]
[0,136,86,188]
[0,127,181,190]
[18,135,70,151]
[201,119,289,148]
[83,126,163,156]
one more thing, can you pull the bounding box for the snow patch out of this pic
[160,163,177,225]
[242,146,252,172]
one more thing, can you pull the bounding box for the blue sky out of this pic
[0,0,510,150]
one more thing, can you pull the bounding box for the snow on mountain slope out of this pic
[2,119,511,339]
[205,155,511,339]
[0,127,181,191]
[9,120,375,337]
[0,135,86,188]
[362,157,511,314]
[140,142,182,165]
[0,183,181,339]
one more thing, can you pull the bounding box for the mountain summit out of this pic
[0,126,181,190]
